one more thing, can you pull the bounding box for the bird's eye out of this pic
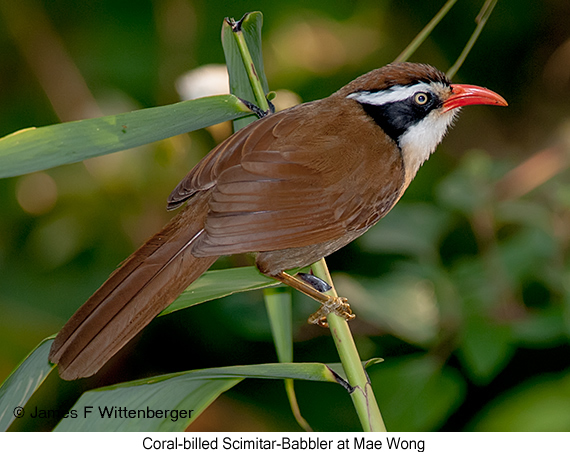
[414,92,429,105]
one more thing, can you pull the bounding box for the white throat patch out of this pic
[399,108,458,181]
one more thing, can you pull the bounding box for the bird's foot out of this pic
[308,296,355,328]
[238,97,275,118]
[268,271,356,327]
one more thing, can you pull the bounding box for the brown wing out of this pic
[172,97,405,257]
[166,105,299,210]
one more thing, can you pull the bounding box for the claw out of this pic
[238,97,275,119]
[307,296,355,327]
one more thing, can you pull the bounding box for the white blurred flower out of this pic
[176,64,230,100]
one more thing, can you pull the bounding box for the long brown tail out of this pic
[49,190,217,380]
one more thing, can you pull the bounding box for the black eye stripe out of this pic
[355,92,443,144]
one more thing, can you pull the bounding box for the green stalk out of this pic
[446,0,498,79]
[394,0,458,63]
[228,17,270,112]
[311,259,386,432]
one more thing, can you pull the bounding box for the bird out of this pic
[49,62,507,380]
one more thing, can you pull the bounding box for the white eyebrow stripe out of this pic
[347,82,433,106]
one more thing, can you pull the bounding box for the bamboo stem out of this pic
[311,259,386,432]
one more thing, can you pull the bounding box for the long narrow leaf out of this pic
[160,266,279,316]
[55,362,342,432]
[264,288,293,363]
[0,338,55,431]
[0,266,278,429]
[265,287,313,431]
[0,94,251,178]
[222,12,268,130]
[57,378,240,432]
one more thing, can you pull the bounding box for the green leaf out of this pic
[512,307,566,345]
[333,272,440,346]
[264,289,313,431]
[160,266,279,316]
[471,370,570,431]
[58,378,239,432]
[55,362,341,432]
[0,338,55,431]
[458,315,514,385]
[237,13,269,93]
[358,203,453,259]
[264,287,293,363]
[498,227,557,283]
[0,94,251,178]
[222,12,268,130]
[435,150,496,214]
[369,354,465,431]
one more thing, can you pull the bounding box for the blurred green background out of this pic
[1,0,570,431]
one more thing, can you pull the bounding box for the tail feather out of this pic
[49,191,217,380]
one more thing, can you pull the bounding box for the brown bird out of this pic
[49,62,507,380]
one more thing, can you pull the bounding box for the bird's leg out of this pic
[272,271,355,327]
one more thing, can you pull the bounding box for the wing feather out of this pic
[170,98,405,257]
